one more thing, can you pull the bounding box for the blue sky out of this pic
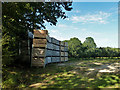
[45,2,118,48]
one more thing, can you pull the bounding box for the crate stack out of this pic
[32,29,68,67]
[32,30,47,67]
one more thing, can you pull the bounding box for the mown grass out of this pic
[2,58,120,88]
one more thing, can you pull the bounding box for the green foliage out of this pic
[64,37,120,59]
[83,37,96,49]
[65,37,83,58]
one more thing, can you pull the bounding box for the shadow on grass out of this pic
[2,58,120,88]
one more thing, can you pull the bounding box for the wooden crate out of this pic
[51,57,56,62]
[46,50,53,56]
[56,57,60,62]
[65,57,68,61]
[34,30,47,38]
[52,51,60,56]
[33,44,46,48]
[56,39,60,45]
[56,45,60,50]
[32,48,45,57]
[46,35,51,42]
[32,57,44,66]
[33,39,47,44]
[65,52,68,56]
[61,52,65,56]
[51,38,56,44]
[53,44,56,50]
[46,43,53,49]
[61,57,65,61]
[45,57,51,64]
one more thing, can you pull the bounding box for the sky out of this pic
[45,2,118,48]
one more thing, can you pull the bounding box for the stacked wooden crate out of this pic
[60,42,68,62]
[32,30,68,67]
[32,30,47,67]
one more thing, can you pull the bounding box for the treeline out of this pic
[64,37,120,59]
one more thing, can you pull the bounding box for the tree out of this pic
[64,37,83,58]
[83,37,97,49]
[2,2,73,65]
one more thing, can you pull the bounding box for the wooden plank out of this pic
[33,44,46,48]
[32,57,44,66]
[52,51,60,56]
[46,43,53,49]
[51,38,56,44]
[56,57,60,62]
[46,50,53,56]
[56,39,60,45]
[53,44,56,50]
[34,30,47,38]
[46,57,51,63]
[39,30,48,35]
[56,45,60,50]
[51,57,56,62]
[32,48,45,57]
[33,39,47,44]
[46,35,52,42]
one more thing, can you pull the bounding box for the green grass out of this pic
[2,58,120,88]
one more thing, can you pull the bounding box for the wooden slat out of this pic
[46,43,53,49]
[32,48,45,57]
[56,39,60,45]
[56,57,60,62]
[46,35,52,42]
[34,30,47,38]
[33,44,46,48]
[51,57,57,62]
[51,38,56,44]
[33,39,47,44]
[46,57,51,63]
[52,51,60,56]
[32,57,44,66]
[46,50,53,56]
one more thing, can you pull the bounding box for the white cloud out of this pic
[81,28,87,31]
[58,24,68,28]
[73,10,81,13]
[71,11,111,24]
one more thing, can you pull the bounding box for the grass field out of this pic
[2,58,120,88]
